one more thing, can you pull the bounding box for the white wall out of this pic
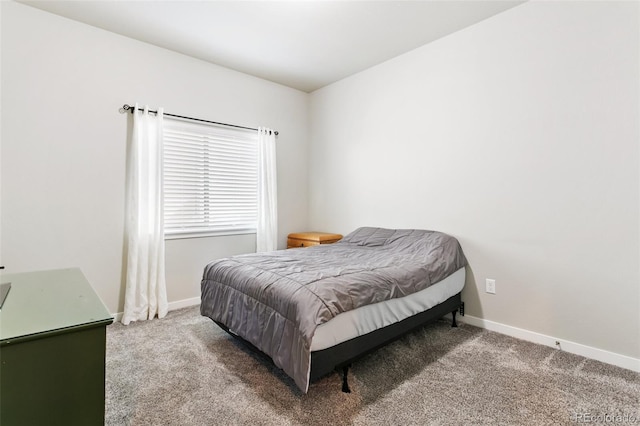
[309,1,639,360]
[0,2,309,314]
[2,0,638,366]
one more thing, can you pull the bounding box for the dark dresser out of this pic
[0,268,113,425]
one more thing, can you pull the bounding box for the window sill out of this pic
[164,229,256,241]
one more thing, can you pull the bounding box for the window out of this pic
[163,117,258,238]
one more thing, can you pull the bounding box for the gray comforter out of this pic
[200,227,467,392]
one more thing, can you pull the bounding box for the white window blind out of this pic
[163,117,258,238]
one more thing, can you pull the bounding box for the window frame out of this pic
[162,116,259,240]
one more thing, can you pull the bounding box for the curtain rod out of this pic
[119,104,278,136]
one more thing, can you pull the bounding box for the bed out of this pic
[200,227,467,393]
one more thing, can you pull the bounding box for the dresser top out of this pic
[0,268,113,344]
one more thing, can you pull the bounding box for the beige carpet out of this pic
[105,306,639,425]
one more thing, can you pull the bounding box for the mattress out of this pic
[311,267,465,351]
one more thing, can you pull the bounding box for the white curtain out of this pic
[257,127,278,252]
[122,103,168,325]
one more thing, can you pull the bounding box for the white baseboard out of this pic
[458,314,640,373]
[168,296,201,311]
[111,296,201,323]
[110,301,639,373]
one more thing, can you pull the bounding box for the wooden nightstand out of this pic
[287,232,343,248]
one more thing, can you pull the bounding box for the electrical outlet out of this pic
[485,278,496,294]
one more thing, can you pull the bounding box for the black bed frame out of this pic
[214,292,463,392]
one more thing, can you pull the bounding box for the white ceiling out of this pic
[19,1,525,93]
